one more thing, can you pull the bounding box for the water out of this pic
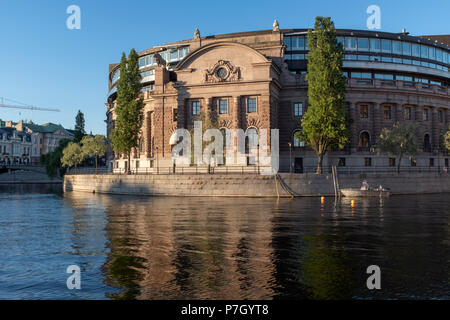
[0,185,448,300]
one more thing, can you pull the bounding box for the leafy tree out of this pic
[74,110,86,142]
[81,135,107,171]
[377,122,422,173]
[110,49,144,174]
[301,17,349,174]
[41,138,71,178]
[439,124,450,153]
[61,142,85,168]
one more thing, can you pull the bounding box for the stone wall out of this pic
[64,173,450,197]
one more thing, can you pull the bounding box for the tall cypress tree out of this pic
[302,17,349,174]
[111,49,144,173]
[74,110,85,142]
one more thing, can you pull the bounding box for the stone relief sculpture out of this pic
[203,60,241,83]
[194,28,200,40]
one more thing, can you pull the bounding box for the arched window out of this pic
[423,134,431,152]
[358,131,371,148]
[293,130,305,147]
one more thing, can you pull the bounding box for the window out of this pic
[392,41,402,54]
[219,99,228,114]
[338,157,346,167]
[381,40,391,53]
[421,45,428,58]
[364,157,372,167]
[359,132,371,148]
[412,44,420,57]
[173,108,178,122]
[438,110,444,123]
[360,105,369,118]
[375,74,394,80]
[404,106,412,120]
[247,98,257,113]
[383,106,392,119]
[369,39,380,52]
[429,158,434,167]
[423,108,429,121]
[294,103,303,117]
[293,131,304,147]
[389,158,396,167]
[352,72,371,79]
[424,134,431,152]
[357,38,369,52]
[402,42,411,55]
[345,37,357,51]
[428,47,435,60]
[192,101,200,115]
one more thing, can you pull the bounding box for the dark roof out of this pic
[24,122,72,135]
[419,35,450,47]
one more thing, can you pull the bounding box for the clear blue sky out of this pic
[0,0,448,135]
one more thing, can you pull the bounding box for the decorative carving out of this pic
[273,19,279,32]
[194,28,200,40]
[219,119,232,129]
[153,53,166,68]
[247,117,261,128]
[203,60,241,83]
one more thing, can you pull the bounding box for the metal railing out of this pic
[294,165,448,174]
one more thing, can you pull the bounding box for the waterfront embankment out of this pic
[0,170,62,185]
[64,173,450,197]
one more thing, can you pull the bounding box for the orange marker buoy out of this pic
[351,200,356,207]
[321,196,325,204]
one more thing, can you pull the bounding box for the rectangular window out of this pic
[438,110,444,122]
[383,106,392,119]
[375,74,394,80]
[423,108,429,121]
[345,37,357,51]
[247,98,257,113]
[294,103,303,117]
[421,45,428,58]
[219,99,228,114]
[381,40,391,53]
[364,158,372,167]
[428,47,435,60]
[357,38,369,52]
[139,57,145,68]
[404,107,412,120]
[389,158,396,167]
[338,157,346,167]
[360,105,369,118]
[352,72,372,79]
[173,108,178,122]
[192,101,200,115]
[402,42,411,55]
[392,41,402,54]
[284,37,291,50]
[369,39,380,52]
[412,44,420,57]
[429,158,434,167]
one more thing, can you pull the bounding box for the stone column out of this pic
[205,97,213,124]
[232,96,241,129]
[431,107,439,149]
[373,102,382,143]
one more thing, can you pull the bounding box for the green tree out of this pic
[74,110,86,142]
[301,17,349,174]
[110,49,144,174]
[41,138,71,178]
[439,124,450,153]
[81,135,107,171]
[377,122,422,173]
[61,142,85,168]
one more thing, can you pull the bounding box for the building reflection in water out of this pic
[64,192,450,300]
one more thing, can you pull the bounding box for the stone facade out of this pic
[106,25,450,173]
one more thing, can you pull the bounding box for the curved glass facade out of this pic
[284,34,450,73]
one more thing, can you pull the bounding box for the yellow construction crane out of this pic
[0,97,60,112]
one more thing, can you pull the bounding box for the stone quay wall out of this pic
[64,173,450,197]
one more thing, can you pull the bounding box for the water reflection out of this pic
[63,193,449,300]
[1,189,448,300]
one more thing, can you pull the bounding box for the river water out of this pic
[0,185,448,300]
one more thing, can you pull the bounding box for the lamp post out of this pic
[288,142,292,173]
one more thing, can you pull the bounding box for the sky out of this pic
[0,0,448,135]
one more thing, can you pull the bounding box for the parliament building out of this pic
[106,22,450,173]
